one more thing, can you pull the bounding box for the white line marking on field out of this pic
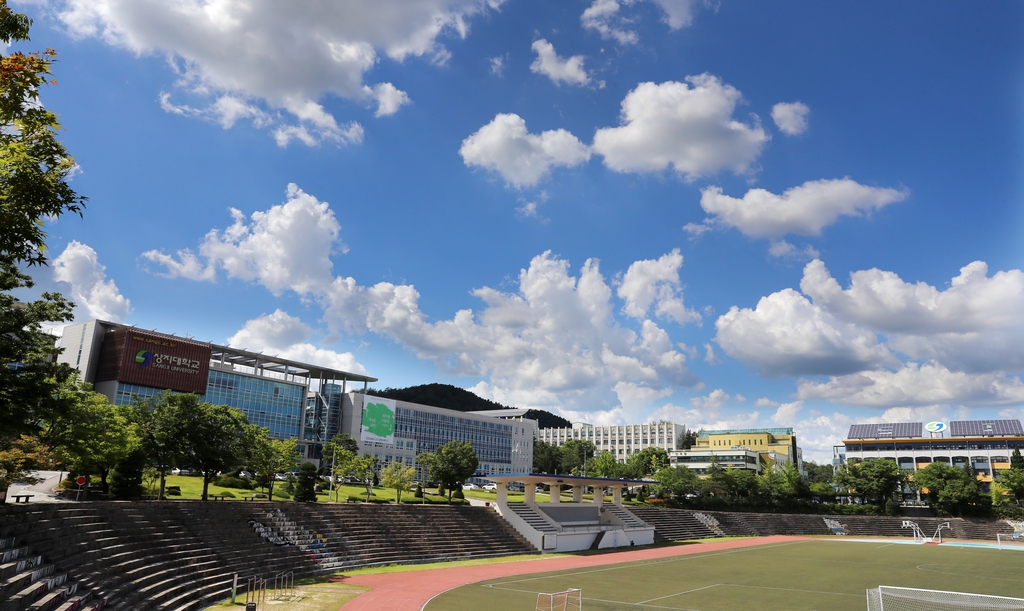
[638,583,721,603]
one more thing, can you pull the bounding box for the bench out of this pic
[244,493,269,501]
[212,494,231,501]
[11,495,33,503]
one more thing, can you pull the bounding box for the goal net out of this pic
[997,534,1024,551]
[536,588,582,611]
[867,586,1024,611]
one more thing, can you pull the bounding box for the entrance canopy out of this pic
[484,473,651,489]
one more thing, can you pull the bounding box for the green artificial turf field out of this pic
[425,540,1024,611]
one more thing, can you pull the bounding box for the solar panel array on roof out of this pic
[847,423,922,439]
[949,420,1024,437]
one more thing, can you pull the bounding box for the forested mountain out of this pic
[357,383,571,429]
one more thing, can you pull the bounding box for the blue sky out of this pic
[16,1,1024,461]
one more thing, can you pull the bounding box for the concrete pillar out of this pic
[496,485,508,507]
[550,484,561,504]
[613,486,623,506]
[592,487,603,504]
[524,484,536,505]
[572,485,583,503]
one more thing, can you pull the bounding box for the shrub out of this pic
[884,499,900,516]
[165,486,181,496]
[293,462,318,502]
[414,484,423,498]
[109,449,146,500]
[214,476,253,490]
[219,490,236,498]
[453,488,465,499]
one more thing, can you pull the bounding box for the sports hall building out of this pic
[838,419,1024,486]
[58,320,535,476]
[536,422,683,462]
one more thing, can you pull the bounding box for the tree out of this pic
[46,381,139,494]
[676,427,698,450]
[725,468,759,500]
[292,462,318,502]
[1000,468,1024,505]
[758,467,790,503]
[783,463,810,499]
[653,465,698,500]
[350,454,381,501]
[174,395,250,501]
[700,458,729,498]
[590,450,623,479]
[0,0,86,444]
[834,459,904,505]
[560,439,596,475]
[418,441,478,502]
[0,434,49,503]
[629,447,669,477]
[108,447,146,500]
[380,461,416,503]
[1011,448,1024,471]
[245,428,299,499]
[323,433,359,457]
[532,439,560,474]
[803,461,834,485]
[915,462,982,516]
[133,392,185,500]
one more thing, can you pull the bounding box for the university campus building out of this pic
[58,320,377,460]
[536,422,683,462]
[836,419,1024,493]
[669,427,804,475]
[57,320,536,478]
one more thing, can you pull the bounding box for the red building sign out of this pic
[111,328,212,394]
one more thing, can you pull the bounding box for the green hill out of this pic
[357,383,571,429]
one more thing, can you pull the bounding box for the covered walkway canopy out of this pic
[484,473,653,506]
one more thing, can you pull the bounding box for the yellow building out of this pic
[691,427,802,472]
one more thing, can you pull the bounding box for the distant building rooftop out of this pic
[697,427,794,437]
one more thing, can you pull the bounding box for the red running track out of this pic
[335,536,807,611]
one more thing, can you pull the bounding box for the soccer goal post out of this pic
[866,586,1024,611]
[536,588,582,611]
[996,534,1024,551]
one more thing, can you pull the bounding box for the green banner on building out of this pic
[361,396,396,445]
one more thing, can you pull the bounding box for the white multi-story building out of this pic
[537,422,682,462]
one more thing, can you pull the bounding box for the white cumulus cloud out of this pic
[46,0,496,145]
[142,183,342,295]
[714,288,896,377]
[143,188,702,417]
[530,39,592,87]
[227,310,367,374]
[698,178,908,239]
[460,113,591,187]
[581,0,702,44]
[771,101,810,136]
[797,361,1024,407]
[52,241,131,322]
[616,249,700,325]
[593,75,768,179]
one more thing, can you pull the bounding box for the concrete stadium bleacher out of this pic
[0,501,536,611]
[628,507,1017,543]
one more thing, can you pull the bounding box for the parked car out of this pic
[274,473,290,481]
[463,483,479,490]
[481,483,498,491]
[238,470,254,478]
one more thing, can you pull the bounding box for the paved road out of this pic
[6,470,70,503]
[335,536,806,611]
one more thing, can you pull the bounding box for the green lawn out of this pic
[425,540,1024,611]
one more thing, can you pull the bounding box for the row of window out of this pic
[846,441,1024,451]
